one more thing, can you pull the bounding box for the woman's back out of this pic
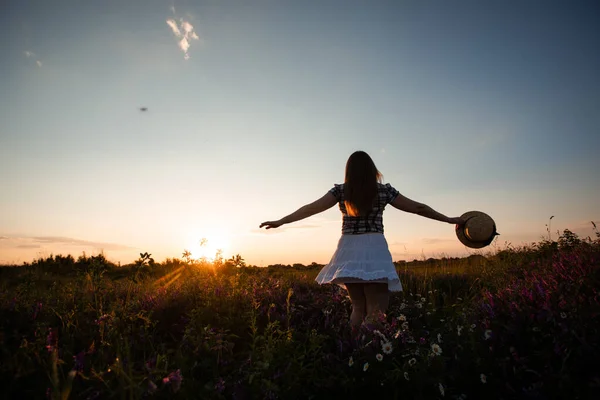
[329,182,400,235]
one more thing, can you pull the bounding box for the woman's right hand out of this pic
[259,220,283,229]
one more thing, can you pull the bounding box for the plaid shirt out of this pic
[329,183,400,234]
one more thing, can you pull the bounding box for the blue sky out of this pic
[1,0,599,265]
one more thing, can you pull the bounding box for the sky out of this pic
[1,0,599,266]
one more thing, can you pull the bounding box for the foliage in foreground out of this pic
[0,230,599,399]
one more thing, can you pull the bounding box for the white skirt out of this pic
[315,233,403,292]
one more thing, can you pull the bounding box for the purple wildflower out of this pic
[46,328,58,353]
[215,377,226,393]
[73,351,85,372]
[163,369,183,393]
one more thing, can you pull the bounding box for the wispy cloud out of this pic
[166,19,181,37]
[0,236,8,240]
[166,7,201,60]
[421,237,454,245]
[17,244,41,249]
[23,50,43,67]
[31,236,134,251]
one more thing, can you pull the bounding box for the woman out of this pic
[259,151,465,328]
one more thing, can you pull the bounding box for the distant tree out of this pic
[182,250,193,264]
[228,254,246,268]
[558,229,581,249]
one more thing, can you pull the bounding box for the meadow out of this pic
[1,228,599,400]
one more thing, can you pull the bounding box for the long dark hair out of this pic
[344,151,383,217]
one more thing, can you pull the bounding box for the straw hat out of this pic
[455,211,499,249]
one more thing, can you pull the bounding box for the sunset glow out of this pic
[0,1,598,266]
[185,230,231,261]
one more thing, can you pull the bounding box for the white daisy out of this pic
[484,330,492,340]
[376,353,383,362]
[480,373,487,383]
[408,358,417,366]
[431,343,443,356]
[382,341,393,355]
[397,314,407,321]
[363,362,369,372]
[437,333,443,343]
[348,357,354,367]
[415,303,423,309]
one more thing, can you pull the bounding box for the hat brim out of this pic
[455,211,497,249]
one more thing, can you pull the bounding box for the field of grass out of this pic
[1,229,599,399]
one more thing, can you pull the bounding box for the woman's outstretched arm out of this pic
[390,193,465,224]
[260,193,338,229]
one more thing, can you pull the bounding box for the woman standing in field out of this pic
[260,151,465,328]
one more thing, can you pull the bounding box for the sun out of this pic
[185,230,231,261]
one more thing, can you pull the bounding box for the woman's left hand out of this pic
[259,220,283,229]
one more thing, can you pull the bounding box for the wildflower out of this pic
[431,343,443,356]
[437,333,443,343]
[401,322,409,331]
[46,328,57,353]
[414,348,420,355]
[439,382,445,396]
[560,312,567,319]
[409,358,417,366]
[397,314,407,322]
[363,362,369,372]
[404,371,410,381]
[73,351,85,372]
[348,357,354,367]
[421,297,426,302]
[471,324,476,329]
[457,325,463,336]
[428,290,432,294]
[426,312,431,315]
[480,373,487,383]
[393,330,401,339]
[420,337,426,344]
[484,330,492,340]
[163,369,183,393]
[457,297,463,301]
[415,303,423,309]
[399,302,407,310]
[382,341,393,355]
[376,353,383,361]
[215,377,225,394]
[439,318,444,322]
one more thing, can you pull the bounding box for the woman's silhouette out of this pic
[260,151,465,329]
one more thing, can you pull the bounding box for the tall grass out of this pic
[0,229,598,399]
